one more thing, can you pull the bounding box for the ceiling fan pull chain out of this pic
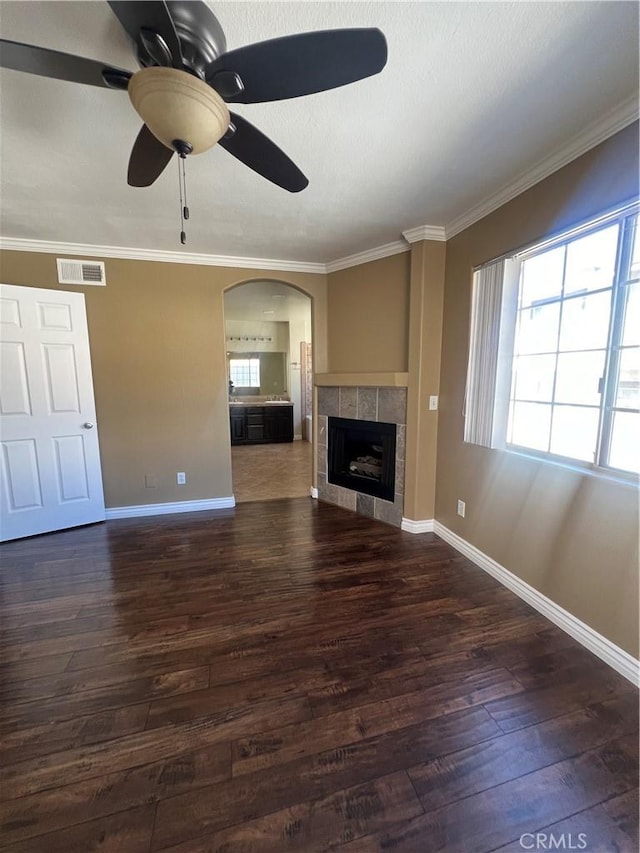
[177,154,186,245]
[182,156,190,222]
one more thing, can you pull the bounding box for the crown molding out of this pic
[325,240,408,273]
[3,98,636,270]
[0,235,411,275]
[1,234,414,276]
[445,95,639,239]
[0,237,327,275]
[401,225,446,243]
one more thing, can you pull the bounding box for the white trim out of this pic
[401,517,435,533]
[315,371,409,388]
[1,235,411,276]
[402,225,447,243]
[106,496,235,519]
[432,521,639,687]
[310,486,319,499]
[445,96,639,239]
[325,241,408,273]
[0,237,326,275]
[2,99,635,269]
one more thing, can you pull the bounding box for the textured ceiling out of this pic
[0,1,638,263]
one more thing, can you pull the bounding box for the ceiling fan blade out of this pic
[206,29,387,104]
[219,113,308,193]
[108,1,183,68]
[0,39,132,89]
[128,124,173,186]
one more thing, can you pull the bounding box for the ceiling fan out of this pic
[0,1,388,195]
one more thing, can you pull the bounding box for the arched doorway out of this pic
[223,279,313,502]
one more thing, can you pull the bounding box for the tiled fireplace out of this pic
[316,386,407,527]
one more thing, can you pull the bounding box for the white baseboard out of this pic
[310,486,319,499]
[106,496,235,520]
[432,521,639,687]
[401,517,435,533]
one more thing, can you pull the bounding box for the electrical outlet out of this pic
[144,475,157,489]
[429,395,438,410]
[457,499,466,518]
[177,472,186,485]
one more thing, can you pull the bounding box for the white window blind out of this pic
[463,259,505,447]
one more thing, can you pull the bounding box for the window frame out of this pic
[229,357,261,389]
[495,201,639,480]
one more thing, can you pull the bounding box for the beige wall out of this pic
[0,251,327,508]
[327,251,410,372]
[404,240,446,522]
[436,122,639,657]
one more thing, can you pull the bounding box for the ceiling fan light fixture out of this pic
[128,66,230,155]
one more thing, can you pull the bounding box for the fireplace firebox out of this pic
[328,416,396,502]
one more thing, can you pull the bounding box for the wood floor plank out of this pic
[146,661,333,730]
[156,770,422,852]
[0,744,230,845]
[0,666,209,732]
[0,498,636,852]
[305,648,505,717]
[407,692,639,812]
[490,788,639,853]
[0,613,182,652]
[152,705,500,849]
[0,695,310,800]
[338,735,638,853]
[0,662,209,707]
[0,704,150,765]
[483,675,625,734]
[64,604,463,674]
[463,626,581,670]
[419,612,552,658]
[0,653,73,684]
[1,804,156,853]
[231,668,523,777]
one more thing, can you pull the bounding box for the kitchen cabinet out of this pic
[229,405,294,445]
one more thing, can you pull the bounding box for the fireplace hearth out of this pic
[328,416,396,502]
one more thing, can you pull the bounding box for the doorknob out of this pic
[82,422,94,429]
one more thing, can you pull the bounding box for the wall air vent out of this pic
[56,258,106,286]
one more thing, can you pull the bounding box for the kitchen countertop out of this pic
[229,401,293,406]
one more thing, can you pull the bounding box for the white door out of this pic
[0,284,105,541]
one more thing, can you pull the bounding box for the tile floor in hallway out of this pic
[231,439,313,502]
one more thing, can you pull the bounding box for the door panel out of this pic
[2,439,43,509]
[43,344,81,412]
[0,284,105,541]
[1,342,32,414]
[53,435,90,501]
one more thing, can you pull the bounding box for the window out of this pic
[465,202,639,476]
[229,358,260,388]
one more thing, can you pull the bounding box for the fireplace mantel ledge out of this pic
[314,372,409,388]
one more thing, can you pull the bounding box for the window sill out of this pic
[503,445,639,488]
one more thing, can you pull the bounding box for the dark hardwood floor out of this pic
[0,498,637,852]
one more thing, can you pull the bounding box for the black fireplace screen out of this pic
[327,416,396,502]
